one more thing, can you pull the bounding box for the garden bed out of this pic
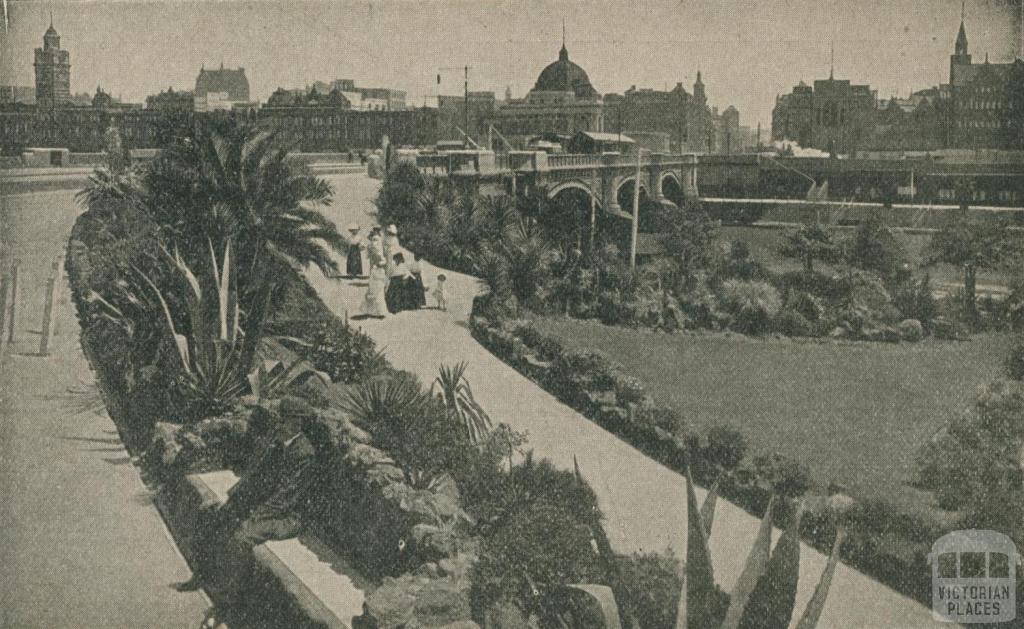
[469,314,977,609]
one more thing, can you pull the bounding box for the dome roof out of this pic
[532,46,598,99]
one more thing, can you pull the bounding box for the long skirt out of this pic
[412,272,427,308]
[361,267,388,317]
[386,276,420,313]
[346,244,363,277]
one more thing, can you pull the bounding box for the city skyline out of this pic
[1,0,1021,128]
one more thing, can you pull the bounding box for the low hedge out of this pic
[471,315,941,610]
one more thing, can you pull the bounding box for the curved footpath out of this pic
[1,186,209,627]
[307,173,945,629]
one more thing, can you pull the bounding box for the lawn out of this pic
[532,316,1010,517]
[719,225,1012,294]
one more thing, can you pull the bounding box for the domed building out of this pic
[529,44,600,102]
[492,40,606,139]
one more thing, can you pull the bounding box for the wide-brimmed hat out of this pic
[346,223,360,232]
[386,224,398,235]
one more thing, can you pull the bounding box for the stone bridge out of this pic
[412,151,699,217]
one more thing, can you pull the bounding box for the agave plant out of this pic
[137,237,250,418]
[246,356,330,405]
[433,362,492,444]
[566,459,846,629]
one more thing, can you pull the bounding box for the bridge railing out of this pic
[547,154,605,169]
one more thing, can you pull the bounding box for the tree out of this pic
[649,200,718,293]
[844,210,907,282]
[926,211,1011,320]
[143,122,345,364]
[780,223,840,273]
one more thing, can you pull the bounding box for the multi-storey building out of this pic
[603,74,716,153]
[194,65,251,112]
[33,20,71,111]
[490,42,605,138]
[773,11,1024,153]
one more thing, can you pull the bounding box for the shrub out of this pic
[717,279,782,335]
[773,308,813,337]
[303,319,386,384]
[614,552,683,629]
[613,373,646,405]
[892,274,938,331]
[898,319,924,342]
[469,458,606,625]
[703,426,748,473]
[736,452,813,499]
[776,270,848,302]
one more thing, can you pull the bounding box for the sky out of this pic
[1,0,1021,128]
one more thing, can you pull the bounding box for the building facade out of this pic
[773,13,1024,153]
[603,75,716,153]
[490,43,605,139]
[194,65,251,112]
[33,21,71,111]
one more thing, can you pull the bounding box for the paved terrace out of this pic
[306,172,946,629]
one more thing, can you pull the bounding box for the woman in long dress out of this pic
[345,224,364,278]
[360,234,388,318]
[383,224,401,276]
[385,253,418,313]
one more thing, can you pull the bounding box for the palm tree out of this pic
[143,121,346,362]
[144,122,345,281]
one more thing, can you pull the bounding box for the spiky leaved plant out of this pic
[433,362,492,445]
[559,462,846,629]
[137,238,249,419]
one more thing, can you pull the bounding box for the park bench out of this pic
[163,470,367,629]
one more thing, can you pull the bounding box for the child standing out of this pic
[432,274,448,311]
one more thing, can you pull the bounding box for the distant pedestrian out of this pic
[345,224,364,278]
[385,253,418,313]
[383,224,400,275]
[360,232,388,318]
[432,274,448,311]
[408,253,427,308]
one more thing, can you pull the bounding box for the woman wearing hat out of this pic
[345,224,364,278]
[360,231,388,318]
[383,224,400,276]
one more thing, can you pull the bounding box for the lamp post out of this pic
[630,148,644,270]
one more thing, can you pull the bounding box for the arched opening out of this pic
[548,185,597,252]
[661,174,684,207]
[616,178,649,213]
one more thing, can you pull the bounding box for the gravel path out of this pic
[305,173,944,629]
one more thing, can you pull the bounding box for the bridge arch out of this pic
[660,172,684,206]
[614,176,650,212]
[547,180,601,207]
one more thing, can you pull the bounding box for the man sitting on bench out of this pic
[174,397,333,626]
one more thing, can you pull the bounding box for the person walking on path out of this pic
[345,223,364,278]
[408,252,427,308]
[383,224,400,276]
[385,252,420,313]
[359,230,388,318]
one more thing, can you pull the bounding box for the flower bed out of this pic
[470,315,940,608]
